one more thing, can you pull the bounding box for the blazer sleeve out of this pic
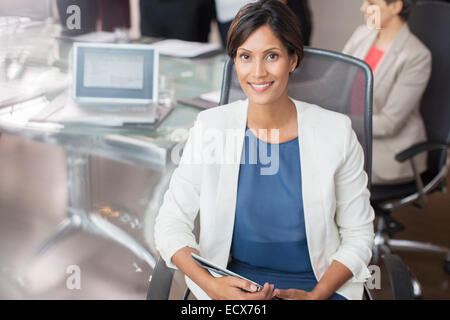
[373,48,432,138]
[330,119,375,283]
[154,115,203,269]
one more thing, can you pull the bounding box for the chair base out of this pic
[373,216,450,299]
[374,216,450,270]
[388,239,450,261]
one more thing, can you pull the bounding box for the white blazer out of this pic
[154,99,375,300]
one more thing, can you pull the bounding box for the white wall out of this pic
[309,0,365,52]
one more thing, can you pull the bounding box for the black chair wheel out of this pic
[444,260,450,274]
[386,219,405,236]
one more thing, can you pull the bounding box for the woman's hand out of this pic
[207,276,275,300]
[273,289,317,300]
[273,261,352,300]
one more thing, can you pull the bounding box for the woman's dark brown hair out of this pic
[385,0,416,21]
[226,0,304,70]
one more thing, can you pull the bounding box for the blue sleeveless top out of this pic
[229,127,346,300]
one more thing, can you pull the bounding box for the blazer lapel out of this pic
[213,100,248,266]
[357,29,378,61]
[373,24,410,90]
[294,100,328,276]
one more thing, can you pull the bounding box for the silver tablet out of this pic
[191,253,262,291]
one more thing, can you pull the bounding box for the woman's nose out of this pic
[253,59,268,78]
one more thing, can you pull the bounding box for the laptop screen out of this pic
[73,43,159,104]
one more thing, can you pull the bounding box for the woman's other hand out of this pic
[273,288,317,300]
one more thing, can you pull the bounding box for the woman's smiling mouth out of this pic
[249,81,274,92]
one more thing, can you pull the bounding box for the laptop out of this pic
[38,42,160,126]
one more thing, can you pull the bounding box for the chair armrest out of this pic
[395,141,449,208]
[147,257,175,300]
[381,253,415,300]
[395,141,449,163]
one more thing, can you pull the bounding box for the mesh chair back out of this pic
[219,47,374,184]
[408,1,450,176]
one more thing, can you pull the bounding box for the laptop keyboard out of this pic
[88,104,149,113]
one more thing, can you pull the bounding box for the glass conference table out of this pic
[0,21,225,278]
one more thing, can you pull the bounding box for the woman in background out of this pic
[343,0,431,185]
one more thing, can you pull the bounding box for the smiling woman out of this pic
[226,0,303,142]
[154,0,374,301]
[232,25,296,127]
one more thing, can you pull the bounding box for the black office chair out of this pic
[147,47,414,300]
[220,47,374,178]
[370,1,450,297]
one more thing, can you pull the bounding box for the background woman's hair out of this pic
[385,0,416,21]
[226,0,304,69]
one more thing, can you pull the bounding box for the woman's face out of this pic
[361,0,401,28]
[234,24,297,107]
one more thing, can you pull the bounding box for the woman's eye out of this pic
[267,53,279,60]
[240,54,250,60]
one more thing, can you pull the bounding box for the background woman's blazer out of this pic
[154,99,375,300]
[343,24,431,184]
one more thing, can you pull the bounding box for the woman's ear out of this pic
[290,54,298,73]
[390,0,404,16]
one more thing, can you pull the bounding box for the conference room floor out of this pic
[0,133,449,300]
